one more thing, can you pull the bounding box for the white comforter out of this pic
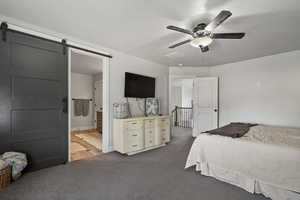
[185,125,300,196]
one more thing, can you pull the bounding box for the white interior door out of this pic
[192,77,219,137]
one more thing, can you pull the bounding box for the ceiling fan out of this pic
[167,10,245,52]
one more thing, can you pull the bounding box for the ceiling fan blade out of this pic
[200,46,209,53]
[205,10,232,31]
[212,33,245,39]
[167,25,193,35]
[169,39,191,48]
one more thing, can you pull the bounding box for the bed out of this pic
[185,124,300,200]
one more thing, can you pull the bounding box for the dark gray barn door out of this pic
[0,31,68,171]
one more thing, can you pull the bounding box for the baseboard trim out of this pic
[127,144,166,156]
[102,145,114,153]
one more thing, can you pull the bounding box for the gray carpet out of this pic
[0,127,269,200]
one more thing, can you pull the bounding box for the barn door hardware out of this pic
[62,39,67,55]
[1,22,112,58]
[0,22,8,42]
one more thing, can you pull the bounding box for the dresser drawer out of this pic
[127,143,143,152]
[158,118,170,127]
[145,119,155,129]
[161,131,170,143]
[126,129,142,142]
[160,127,169,133]
[113,116,170,155]
[161,135,167,143]
[160,126,170,143]
[145,129,155,148]
[145,128,154,135]
[126,130,144,152]
[125,120,143,130]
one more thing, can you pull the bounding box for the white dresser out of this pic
[113,116,170,155]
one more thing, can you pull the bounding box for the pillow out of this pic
[145,98,159,116]
[204,122,258,138]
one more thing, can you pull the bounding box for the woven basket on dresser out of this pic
[0,166,11,189]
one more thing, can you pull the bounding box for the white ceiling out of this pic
[0,0,300,66]
[71,52,102,75]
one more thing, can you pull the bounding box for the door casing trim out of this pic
[68,48,111,162]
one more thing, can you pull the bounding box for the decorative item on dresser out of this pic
[113,116,170,155]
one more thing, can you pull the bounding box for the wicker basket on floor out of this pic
[0,166,11,189]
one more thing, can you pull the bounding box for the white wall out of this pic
[210,50,300,128]
[0,16,170,152]
[169,66,210,77]
[170,86,182,110]
[93,73,103,82]
[181,79,193,107]
[71,73,94,130]
[169,78,193,110]
[109,51,169,115]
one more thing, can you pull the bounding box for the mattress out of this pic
[185,125,300,200]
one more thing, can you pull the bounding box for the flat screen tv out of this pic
[125,72,155,98]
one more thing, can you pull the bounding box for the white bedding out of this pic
[185,125,300,200]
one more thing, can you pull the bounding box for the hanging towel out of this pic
[82,99,90,117]
[74,99,83,116]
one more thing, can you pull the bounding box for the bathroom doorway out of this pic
[69,50,104,161]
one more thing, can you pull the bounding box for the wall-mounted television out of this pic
[125,72,155,98]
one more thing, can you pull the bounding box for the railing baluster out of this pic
[186,109,188,128]
[185,109,187,128]
[180,109,183,127]
[171,106,193,128]
[183,109,185,128]
[182,109,184,128]
[181,109,183,127]
[180,109,182,127]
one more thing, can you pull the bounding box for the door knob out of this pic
[214,109,218,112]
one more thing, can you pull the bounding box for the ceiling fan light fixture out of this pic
[167,10,245,51]
[190,36,213,48]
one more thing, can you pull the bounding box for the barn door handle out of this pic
[62,97,68,114]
